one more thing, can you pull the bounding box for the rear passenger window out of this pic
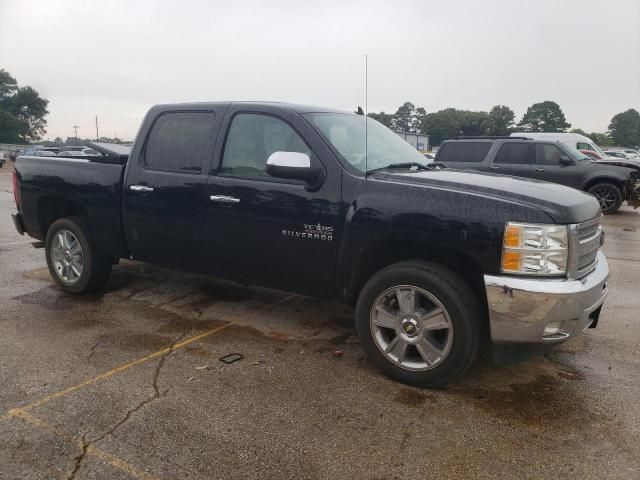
[437,142,492,163]
[145,112,216,173]
[535,144,563,165]
[494,143,530,164]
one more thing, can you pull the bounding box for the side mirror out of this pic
[559,155,575,166]
[266,151,322,183]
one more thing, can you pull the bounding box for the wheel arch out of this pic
[37,196,89,239]
[348,240,487,311]
[582,176,626,194]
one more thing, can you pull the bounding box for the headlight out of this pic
[501,222,568,276]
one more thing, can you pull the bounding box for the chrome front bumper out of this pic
[484,251,609,344]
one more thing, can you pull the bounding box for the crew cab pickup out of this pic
[11,102,609,387]
[435,137,640,215]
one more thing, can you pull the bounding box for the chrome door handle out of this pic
[210,195,240,204]
[129,185,154,192]
[535,168,545,172]
[489,166,500,170]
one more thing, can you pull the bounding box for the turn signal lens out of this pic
[501,222,568,276]
[504,224,521,248]
[501,251,521,272]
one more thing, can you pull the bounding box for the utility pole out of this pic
[73,125,80,146]
[95,115,99,140]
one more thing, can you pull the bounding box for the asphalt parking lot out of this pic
[0,161,639,480]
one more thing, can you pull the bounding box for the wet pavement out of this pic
[0,161,639,479]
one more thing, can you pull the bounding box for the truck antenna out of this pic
[364,54,368,178]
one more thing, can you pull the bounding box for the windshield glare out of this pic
[305,113,428,173]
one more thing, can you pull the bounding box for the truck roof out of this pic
[151,101,352,115]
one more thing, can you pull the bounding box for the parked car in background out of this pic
[581,150,606,161]
[603,150,639,160]
[31,150,58,157]
[435,136,640,214]
[510,132,608,156]
[58,151,88,157]
[81,148,101,156]
[604,148,640,159]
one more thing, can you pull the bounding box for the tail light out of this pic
[12,170,21,208]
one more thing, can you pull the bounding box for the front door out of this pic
[204,106,342,298]
[532,143,581,187]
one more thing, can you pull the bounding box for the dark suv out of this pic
[435,137,640,214]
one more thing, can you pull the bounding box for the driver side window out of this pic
[535,144,563,165]
[220,113,311,177]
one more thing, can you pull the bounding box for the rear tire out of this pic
[45,216,112,294]
[355,261,481,388]
[588,182,623,215]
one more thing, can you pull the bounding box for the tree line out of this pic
[369,101,640,148]
[1,66,638,148]
[0,69,49,143]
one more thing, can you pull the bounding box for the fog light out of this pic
[543,322,562,336]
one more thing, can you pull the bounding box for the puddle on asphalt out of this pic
[394,388,436,407]
[12,285,103,312]
[22,267,51,281]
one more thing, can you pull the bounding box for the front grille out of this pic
[578,250,598,272]
[570,216,602,278]
[578,219,600,241]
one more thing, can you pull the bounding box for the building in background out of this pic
[395,131,430,152]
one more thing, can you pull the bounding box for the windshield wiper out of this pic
[368,162,432,173]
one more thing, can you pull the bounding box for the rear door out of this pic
[203,105,342,298]
[532,143,582,187]
[435,141,493,171]
[123,108,225,269]
[489,142,533,178]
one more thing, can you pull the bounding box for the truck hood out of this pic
[374,169,601,224]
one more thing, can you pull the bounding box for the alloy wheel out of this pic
[370,285,454,371]
[50,229,84,284]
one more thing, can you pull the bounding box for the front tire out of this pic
[45,216,112,294]
[588,182,623,215]
[355,261,481,388]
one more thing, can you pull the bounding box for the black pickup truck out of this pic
[435,137,640,215]
[11,102,609,387]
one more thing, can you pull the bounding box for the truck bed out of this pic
[15,155,128,257]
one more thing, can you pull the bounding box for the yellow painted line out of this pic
[6,294,295,415]
[12,409,158,480]
[10,323,233,413]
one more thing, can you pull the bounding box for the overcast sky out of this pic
[1,0,639,140]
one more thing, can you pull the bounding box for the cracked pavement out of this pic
[1,162,639,479]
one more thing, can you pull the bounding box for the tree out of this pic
[422,108,468,145]
[518,101,570,132]
[460,111,488,136]
[0,68,49,143]
[0,69,18,102]
[367,111,394,129]
[570,128,588,136]
[391,102,420,133]
[608,109,640,147]
[485,105,515,136]
[589,132,613,147]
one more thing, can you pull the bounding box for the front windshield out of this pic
[565,144,590,161]
[305,113,428,173]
